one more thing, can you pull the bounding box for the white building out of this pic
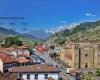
[9,64,60,80]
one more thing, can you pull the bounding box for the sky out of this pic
[0,0,100,33]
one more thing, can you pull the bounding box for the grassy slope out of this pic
[20,37,44,47]
[47,20,100,44]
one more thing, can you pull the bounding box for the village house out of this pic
[16,45,30,57]
[0,45,30,58]
[0,52,17,74]
[9,64,60,80]
[47,43,61,55]
[35,44,47,53]
[0,51,32,74]
[0,53,33,74]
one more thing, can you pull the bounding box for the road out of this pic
[35,51,74,80]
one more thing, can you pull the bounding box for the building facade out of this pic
[60,42,100,69]
[9,64,60,80]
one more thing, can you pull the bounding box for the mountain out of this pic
[0,26,20,40]
[0,26,20,35]
[21,33,37,40]
[0,26,43,47]
[26,24,77,40]
[47,20,100,44]
[28,29,53,40]
[0,26,38,40]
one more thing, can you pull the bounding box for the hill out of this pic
[47,20,100,44]
[0,26,44,47]
[0,26,20,40]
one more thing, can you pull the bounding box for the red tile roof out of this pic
[9,64,60,73]
[35,45,46,53]
[16,57,31,63]
[0,47,15,53]
[0,53,16,63]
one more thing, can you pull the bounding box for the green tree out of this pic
[28,48,34,55]
[96,68,100,76]
[4,36,22,47]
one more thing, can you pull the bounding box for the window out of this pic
[27,74,30,79]
[19,73,22,78]
[22,63,24,66]
[4,64,10,68]
[50,46,55,50]
[85,63,88,68]
[75,45,78,49]
[85,54,88,57]
[12,63,17,67]
[45,74,48,79]
[35,74,38,79]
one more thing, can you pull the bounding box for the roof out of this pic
[16,57,31,63]
[9,64,60,73]
[18,53,29,57]
[17,45,28,49]
[0,53,16,63]
[0,47,15,53]
[35,45,46,53]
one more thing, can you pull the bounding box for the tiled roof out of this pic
[18,53,29,57]
[0,53,16,63]
[9,64,60,73]
[0,47,15,53]
[0,45,28,53]
[16,57,31,63]
[17,45,28,49]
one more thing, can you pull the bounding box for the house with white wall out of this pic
[5,46,30,58]
[9,64,60,80]
[16,46,30,57]
[0,46,30,58]
[0,52,32,74]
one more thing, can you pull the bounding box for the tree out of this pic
[96,68,100,76]
[4,36,23,47]
[28,48,34,55]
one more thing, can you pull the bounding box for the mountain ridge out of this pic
[47,20,100,44]
[0,26,38,40]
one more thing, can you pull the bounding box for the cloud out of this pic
[85,13,96,17]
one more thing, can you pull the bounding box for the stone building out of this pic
[60,42,100,69]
